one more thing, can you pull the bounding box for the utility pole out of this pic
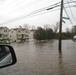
[59,0,64,51]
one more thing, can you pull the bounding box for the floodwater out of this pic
[0,40,76,75]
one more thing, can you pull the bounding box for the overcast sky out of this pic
[0,0,76,31]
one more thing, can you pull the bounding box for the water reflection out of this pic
[58,51,64,74]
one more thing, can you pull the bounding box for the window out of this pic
[3,35,7,37]
[0,34,2,38]
[25,31,28,33]
[18,30,21,33]
[10,35,12,38]
[4,29,7,32]
[11,31,13,33]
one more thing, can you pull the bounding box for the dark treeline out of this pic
[34,27,55,41]
[33,26,76,41]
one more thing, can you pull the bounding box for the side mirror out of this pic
[0,45,17,68]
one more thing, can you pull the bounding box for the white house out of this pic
[29,30,35,41]
[9,28,29,42]
[0,27,9,42]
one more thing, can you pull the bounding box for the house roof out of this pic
[10,28,28,31]
[0,27,9,30]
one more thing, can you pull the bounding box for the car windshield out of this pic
[0,0,76,75]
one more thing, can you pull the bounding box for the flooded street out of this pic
[0,40,76,75]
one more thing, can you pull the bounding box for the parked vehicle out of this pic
[73,35,76,42]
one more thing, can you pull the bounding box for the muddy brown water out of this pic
[0,40,76,75]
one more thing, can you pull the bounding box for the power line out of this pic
[0,1,76,25]
[63,6,73,24]
[0,0,25,10]
[0,0,51,12]
[1,4,76,25]
[1,1,74,17]
[67,0,76,24]
[0,0,75,18]
[0,0,16,9]
[0,1,61,25]
[14,0,52,12]
[0,0,56,17]
[0,0,75,14]
[14,1,76,14]
[16,5,75,20]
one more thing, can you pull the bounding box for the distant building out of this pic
[0,27,35,43]
[0,27,9,42]
[9,28,29,43]
[29,30,35,41]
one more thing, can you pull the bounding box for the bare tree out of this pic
[23,24,30,30]
[71,26,76,35]
[19,25,22,28]
[31,25,36,30]
[44,24,50,30]
[66,27,70,33]
[54,22,59,33]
